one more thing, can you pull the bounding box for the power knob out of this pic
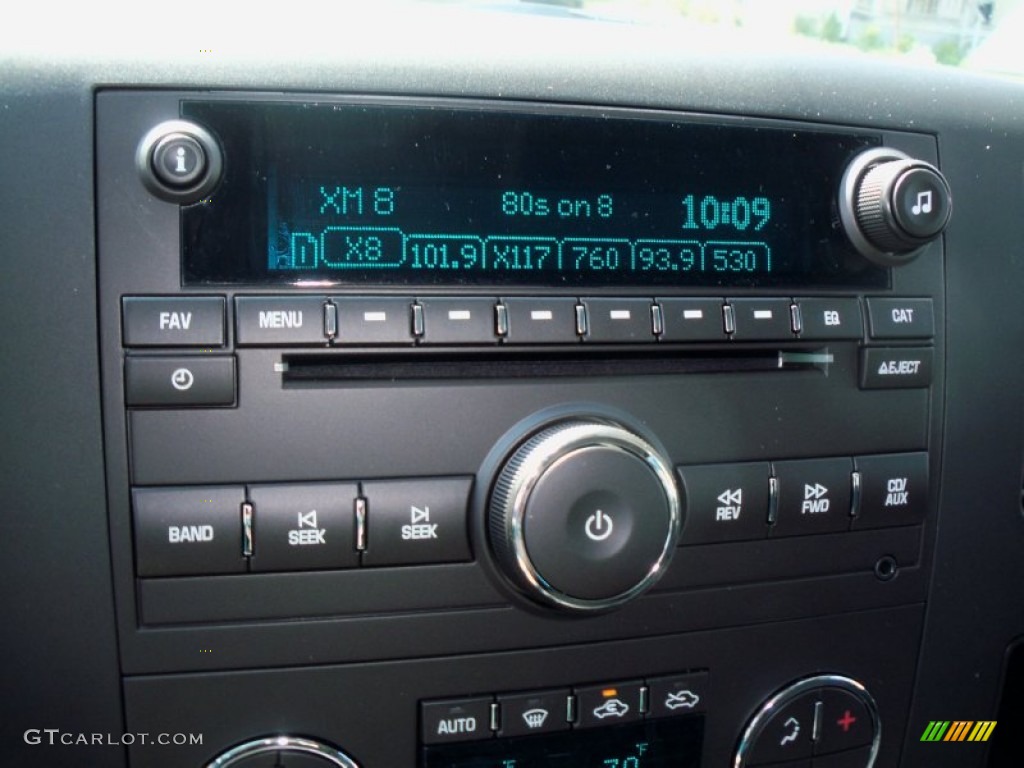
[205,735,359,767]
[839,148,952,266]
[489,419,681,613]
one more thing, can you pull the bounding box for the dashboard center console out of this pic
[96,90,946,767]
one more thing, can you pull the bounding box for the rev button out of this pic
[676,463,770,545]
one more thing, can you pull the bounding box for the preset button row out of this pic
[677,453,928,546]
[132,477,471,577]
[121,295,934,347]
[422,670,708,745]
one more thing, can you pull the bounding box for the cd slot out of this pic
[281,347,832,383]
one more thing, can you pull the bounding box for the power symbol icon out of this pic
[585,509,614,542]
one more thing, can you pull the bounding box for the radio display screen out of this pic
[420,717,703,768]
[181,99,887,288]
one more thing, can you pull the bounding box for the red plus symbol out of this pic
[836,710,858,732]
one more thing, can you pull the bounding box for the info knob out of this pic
[488,420,681,612]
[839,148,952,266]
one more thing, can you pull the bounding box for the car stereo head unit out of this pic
[98,90,945,767]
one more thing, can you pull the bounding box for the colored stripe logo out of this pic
[921,721,996,742]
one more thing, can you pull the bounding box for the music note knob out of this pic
[839,148,952,266]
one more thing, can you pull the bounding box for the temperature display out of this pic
[420,717,703,768]
[181,99,888,288]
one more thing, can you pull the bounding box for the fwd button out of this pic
[771,458,853,537]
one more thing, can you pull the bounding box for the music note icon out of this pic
[911,190,933,216]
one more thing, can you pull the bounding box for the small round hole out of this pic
[874,555,898,581]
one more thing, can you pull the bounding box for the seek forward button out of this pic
[676,463,771,545]
[362,477,472,566]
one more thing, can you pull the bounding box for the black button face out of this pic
[235,296,327,346]
[796,298,863,340]
[815,689,873,755]
[860,347,933,389]
[248,483,359,572]
[658,298,727,342]
[676,463,770,544]
[865,298,935,339]
[122,296,225,347]
[771,458,853,537]
[133,486,246,577]
[647,671,709,718]
[811,746,872,768]
[892,167,951,239]
[575,681,644,728]
[362,477,472,566]
[854,453,928,529]
[747,692,817,764]
[582,298,656,343]
[419,298,497,344]
[151,133,206,188]
[422,698,493,744]
[497,689,571,737]
[332,297,413,345]
[125,355,235,407]
[729,298,794,341]
[521,446,672,601]
[503,298,579,344]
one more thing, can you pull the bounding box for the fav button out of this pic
[361,477,472,566]
[771,458,853,537]
[676,463,770,544]
[132,486,246,577]
[248,483,359,572]
[122,296,225,347]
